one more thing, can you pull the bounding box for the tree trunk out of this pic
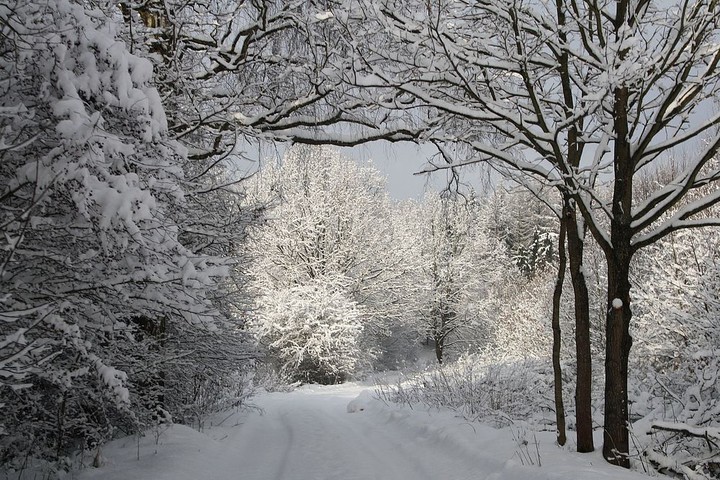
[565,201,594,453]
[554,0,594,451]
[433,309,446,364]
[434,334,444,365]
[603,80,634,468]
[602,252,633,467]
[552,214,567,447]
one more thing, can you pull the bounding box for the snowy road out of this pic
[225,385,483,480]
[80,382,649,480]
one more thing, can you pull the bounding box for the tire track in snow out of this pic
[341,407,481,480]
[272,411,294,480]
[324,409,437,480]
[288,399,430,480]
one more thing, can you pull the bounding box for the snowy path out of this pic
[224,384,482,480]
[80,382,650,480]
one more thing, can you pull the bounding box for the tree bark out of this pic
[603,252,633,467]
[552,213,567,447]
[554,0,594,452]
[434,329,444,365]
[565,201,594,453]
[603,80,634,467]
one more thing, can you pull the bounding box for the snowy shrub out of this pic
[629,350,720,479]
[252,280,365,384]
[483,270,554,361]
[144,326,256,430]
[376,356,559,428]
[631,227,720,372]
[625,227,720,476]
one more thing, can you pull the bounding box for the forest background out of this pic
[1,0,720,478]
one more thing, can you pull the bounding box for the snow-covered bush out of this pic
[629,351,720,479]
[376,356,560,428]
[623,224,720,477]
[482,269,555,361]
[253,280,365,384]
[633,227,720,370]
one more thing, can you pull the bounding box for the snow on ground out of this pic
[78,382,650,480]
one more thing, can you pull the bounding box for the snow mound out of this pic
[78,425,228,480]
[346,389,374,413]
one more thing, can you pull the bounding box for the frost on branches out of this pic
[631,226,720,478]
[244,146,409,381]
[254,280,363,385]
[0,0,233,467]
[410,192,513,363]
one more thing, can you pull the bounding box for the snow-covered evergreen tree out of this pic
[0,0,245,467]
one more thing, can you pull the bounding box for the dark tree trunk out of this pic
[603,81,634,468]
[552,214,567,447]
[433,309,451,364]
[603,252,633,467]
[434,338,444,365]
[565,201,594,453]
[554,0,594,452]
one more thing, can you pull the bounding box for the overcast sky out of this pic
[338,141,447,200]
[234,140,488,201]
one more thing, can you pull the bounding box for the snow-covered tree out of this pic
[109,0,355,162]
[244,145,408,381]
[411,193,504,363]
[0,0,244,466]
[483,187,557,277]
[252,0,720,465]
[253,279,364,384]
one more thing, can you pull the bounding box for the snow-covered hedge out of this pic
[630,350,720,479]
